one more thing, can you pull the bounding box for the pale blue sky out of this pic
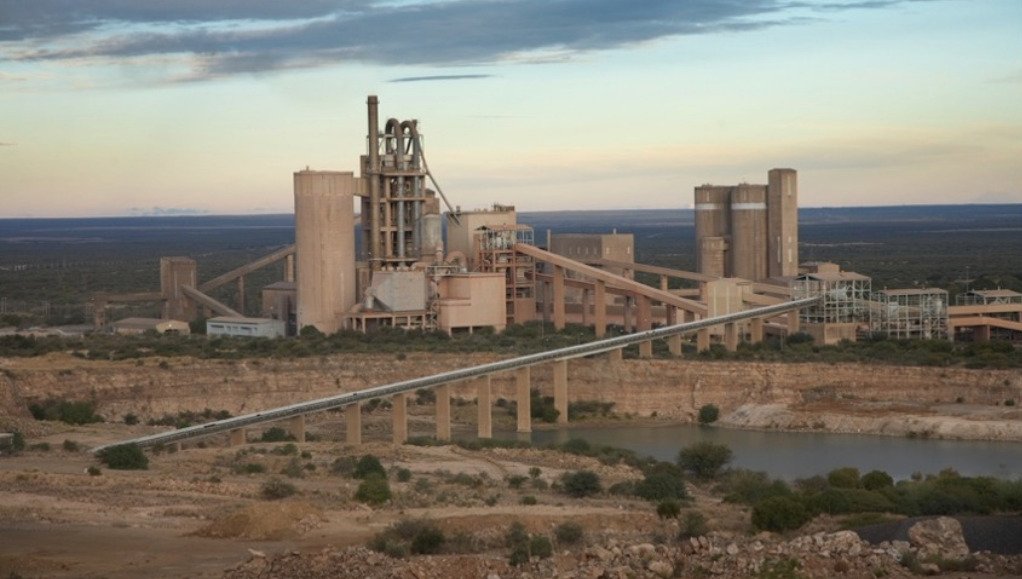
[1,0,1019,217]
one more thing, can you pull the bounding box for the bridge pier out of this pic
[659,275,669,292]
[392,392,408,444]
[346,403,362,446]
[285,254,295,283]
[553,359,568,425]
[667,307,683,357]
[623,295,633,332]
[287,415,306,443]
[552,265,566,331]
[581,288,590,325]
[750,317,764,344]
[169,442,181,453]
[607,347,623,362]
[697,327,711,352]
[436,383,451,441]
[237,275,245,314]
[476,376,492,438]
[724,322,739,352]
[787,310,800,334]
[637,295,652,359]
[228,428,246,447]
[594,281,607,338]
[516,367,531,433]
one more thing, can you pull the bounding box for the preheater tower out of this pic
[294,170,357,334]
[767,168,798,277]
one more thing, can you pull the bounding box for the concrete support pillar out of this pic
[553,359,568,425]
[750,317,765,344]
[581,289,590,325]
[594,281,607,338]
[237,275,245,315]
[345,403,362,446]
[435,383,451,441]
[974,325,991,342]
[697,328,711,352]
[515,367,531,433]
[659,275,669,292]
[724,322,739,352]
[667,306,678,326]
[637,295,652,358]
[285,254,295,283]
[787,310,800,334]
[229,428,246,447]
[169,442,182,453]
[392,392,408,444]
[476,376,492,439]
[668,334,683,357]
[552,265,566,330]
[287,415,306,443]
[623,295,633,332]
[608,348,623,362]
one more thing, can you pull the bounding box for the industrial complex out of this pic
[91,96,1022,347]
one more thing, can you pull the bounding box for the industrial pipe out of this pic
[368,96,381,269]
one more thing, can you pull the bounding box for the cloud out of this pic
[0,142,16,147]
[128,206,208,216]
[388,74,492,83]
[2,0,930,82]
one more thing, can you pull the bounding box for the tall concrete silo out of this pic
[694,185,731,275]
[767,168,798,278]
[729,184,768,281]
[294,170,357,334]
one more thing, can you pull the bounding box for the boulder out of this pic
[908,517,970,560]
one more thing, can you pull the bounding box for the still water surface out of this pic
[495,424,1021,480]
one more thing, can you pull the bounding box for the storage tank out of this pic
[698,237,727,278]
[294,170,357,334]
[694,185,731,275]
[729,184,768,281]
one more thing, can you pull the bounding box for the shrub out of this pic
[554,521,584,545]
[356,476,392,505]
[98,444,149,470]
[698,404,720,425]
[10,431,25,453]
[396,468,413,482]
[237,462,266,474]
[529,535,553,558]
[29,398,102,425]
[29,442,51,452]
[657,500,682,519]
[561,470,601,498]
[635,462,689,502]
[807,488,895,515]
[679,511,709,539]
[87,466,102,476]
[677,442,733,479]
[353,455,387,479]
[259,427,294,443]
[270,443,299,456]
[507,474,528,489]
[509,543,530,567]
[409,525,446,555]
[123,413,139,425]
[330,456,357,476]
[751,496,811,532]
[861,470,895,491]
[719,469,792,505]
[520,495,538,505]
[506,521,529,548]
[260,477,297,500]
[827,467,861,489]
[281,458,305,479]
[559,438,592,455]
[62,439,80,452]
[528,466,542,479]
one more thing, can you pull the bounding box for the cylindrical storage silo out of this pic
[294,170,357,334]
[730,184,768,281]
[694,186,730,275]
[699,237,727,278]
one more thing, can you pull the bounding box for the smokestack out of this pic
[367,95,381,269]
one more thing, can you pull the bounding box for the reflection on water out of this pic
[493,424,1021,481]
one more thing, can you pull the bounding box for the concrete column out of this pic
[697,328,711,352]
[515,367,531,433]
[228,428,246,447]
[392,392,408,444]
[436,383,451,441]
[668,334,683,357]
[552,265,566,331]
[553,359,568,425]
[659,275,669,292]
[974,325,991,342]
[623,295,633,332]
[608,348,623,362]
[667,306,678,326]
[581,288,590,325]
[169,442,182,453]
[724,322,739,352]
[787,310,800,334]
[288,415,306,443]
[237,275,245,315]
[345,403,362,446]
[750,317,764,344]
[594,281,607,338]
[285,254,295,283]
[476,376,492,439]
[637,295,652,358]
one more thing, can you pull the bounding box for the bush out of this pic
[559,438,592,455]
[528,466,542,479]
[356,476,392,505]
[751,496,811,532]
[718,469,792,505]
[259,427,294,443]
[10,431,25,453]
[657,500,682,519]
[62,439,80,452]
[635,468,688,502]
[827,467,861,489]
[677,442,733,479]
[507,474,528,489]
[807,488,895,515]
[28,398,102,425]
[410,525,446,555]
[29,442,51,451]
[520,495,538,505]
[861,470,894,491]
[87,466,102,476]
[561,470,601,498]
[237,462,266,474]
[396,468,412,482]
[529,535,553,558]
[698,404,720,425]
[370,519,445,558]
[353,455,387,479]
[123,413,139,425]
[260,477,297,500]
[98,444,149,470]
[554,521,584,545]
[679,511,709,539]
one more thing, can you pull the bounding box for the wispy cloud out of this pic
[1,0,930,82]
[128,206,208,216]
[0,142,16,147]
[389,74,492,83]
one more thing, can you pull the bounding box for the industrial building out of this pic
[694,169,798,281]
